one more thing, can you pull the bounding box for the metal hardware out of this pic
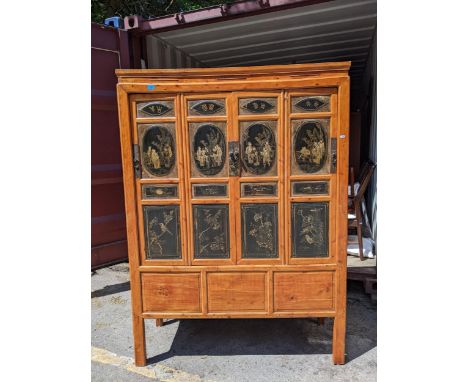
[228,141,240,176]
[133,144,141,178]
[331,138,337,173]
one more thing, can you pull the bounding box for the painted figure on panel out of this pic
[142,126,175,176]
[193,124,226,176]
[242,123,276,175]
[294,121,327,173]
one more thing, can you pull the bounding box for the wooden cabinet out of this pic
[116,62,350,366]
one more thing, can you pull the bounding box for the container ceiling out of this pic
[152,0,376,87]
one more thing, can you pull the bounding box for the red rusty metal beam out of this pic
[131,0,333,35]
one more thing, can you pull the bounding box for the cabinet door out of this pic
[234,92,284,264]
[131,95,188,266]
[184,94,236,265]
[286,89,338,264]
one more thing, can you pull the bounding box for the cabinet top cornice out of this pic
[116,62,351,81]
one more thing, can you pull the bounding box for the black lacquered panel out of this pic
[291,96,330,113]
[239,98,277,115]
[143,205,181,259]
[291,119,330,175]
[139,123,177,178]
[241,204,278,258]
[193,184,228,198]
[291,202,329,258]
[292,181,329,196]
[190,122,228,177]
[188,99,225,116]
[241,182,277,197]
[137,100,175,118]
[142,184,178,199]
[240,121,277,176]
[193,204,230,259]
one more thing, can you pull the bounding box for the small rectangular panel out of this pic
[241,204,278,258]
[207,272,266,312]
[192,184,228,198]
[142,184,178,199]
[238,97,277,115]
[274,272,334,311]
[291,119,330,175]
[240,120,277,177]
[291,202,329,258]
[138,123,178,179]
[190,122,228,178]
[193,204,230,259]
[291,96,330,113]
[292,181,329,196]
[188,99,226,116]
[143,205,181,259]
[142,273,200,312]
[241,182,277,197]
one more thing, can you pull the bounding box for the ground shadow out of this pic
[91,281,130,298]
[147,280,376,364]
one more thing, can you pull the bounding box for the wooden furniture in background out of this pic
[116,62,350,366]
[348,160,376,260]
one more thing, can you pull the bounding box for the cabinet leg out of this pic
[155,318,164,327]
[332,315,346,364]
[133,316,147,366]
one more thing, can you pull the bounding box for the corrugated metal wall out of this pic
[91,23,131,269]
[146,35,204,68]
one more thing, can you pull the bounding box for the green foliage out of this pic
[91,0,235,24]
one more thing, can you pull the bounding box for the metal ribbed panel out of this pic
[150,0,376,80]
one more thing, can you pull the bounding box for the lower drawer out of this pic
[273,271,334,312]
[141,273,201,313]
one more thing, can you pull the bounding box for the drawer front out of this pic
[207,272,267,312]
[142,273,201,312]
[274,271,334,312]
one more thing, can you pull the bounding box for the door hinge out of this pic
[331,138,337,173]
[228,141,240,176]
[133,144,142,178]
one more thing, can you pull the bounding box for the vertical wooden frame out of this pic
[182,93,235,266]
[116,85,146,366]
[130,94,188,267]
[284,89,339,266]
[233,91,284,265]
[332,78,350,365]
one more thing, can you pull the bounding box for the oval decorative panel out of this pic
[293,121,328,173]
[239,98,276,114]
[292,96,330,113]
[241,123,276,175]
[193,124,226,176]
[189,100,225,115]
[141,125,176,176]
[137,100,174,118]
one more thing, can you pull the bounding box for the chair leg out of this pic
[155,318,164,327]
[355,202,364,261]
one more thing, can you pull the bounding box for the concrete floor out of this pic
[92,263,376,382]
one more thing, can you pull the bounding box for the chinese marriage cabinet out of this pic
[116,62,350,366]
